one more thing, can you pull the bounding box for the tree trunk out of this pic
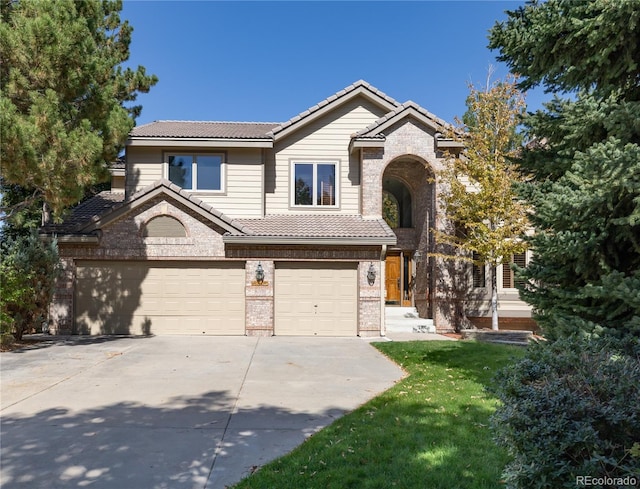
[41,201,51,226]
[491,264,499,330]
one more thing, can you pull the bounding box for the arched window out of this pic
[382,179,412,228]
[382,191,400,228]
[142,215,187,238]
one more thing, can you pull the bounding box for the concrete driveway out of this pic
[0,335,404,489]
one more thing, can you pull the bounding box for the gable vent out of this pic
[143,216,187,238]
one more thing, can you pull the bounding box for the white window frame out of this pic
[164,152,226,193]
[290,160,339,208]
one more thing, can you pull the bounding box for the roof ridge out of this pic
[151,120,281,125]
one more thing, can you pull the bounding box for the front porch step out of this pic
[385,307,435,334]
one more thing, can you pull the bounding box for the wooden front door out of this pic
[385,255,401,304]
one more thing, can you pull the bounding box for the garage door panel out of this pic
[75,261,245,335]
[275,262,357,336]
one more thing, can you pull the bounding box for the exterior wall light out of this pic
[255,262,265,284]
[367,262,377,286]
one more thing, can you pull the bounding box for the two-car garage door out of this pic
[75,261,245,335]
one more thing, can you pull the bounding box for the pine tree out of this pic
[438,75,528,330]
[489,0,640,340]
[0,0,157,225]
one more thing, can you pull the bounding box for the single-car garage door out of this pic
[275,262,358,336]
[75,261,245,335]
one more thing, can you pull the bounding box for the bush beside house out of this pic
[0,233,60,342]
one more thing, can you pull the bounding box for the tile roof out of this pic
[354,101,451,138]
[41,192,125,234]
[44,181,396,245]
[110,157,125,170]
[130,121,279,139]
[231,214,396,240]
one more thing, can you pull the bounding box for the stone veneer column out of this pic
[245,260,274,336]
[358,260,383,337]
[361,148,385,218]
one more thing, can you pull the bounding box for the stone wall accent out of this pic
[358,260,383,336]
[100,197,228,258]
[362,120,443,219]
[245,260,274,336]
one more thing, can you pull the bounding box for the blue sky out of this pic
[122,0,547,127]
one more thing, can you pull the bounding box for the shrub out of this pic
[0,232,60,341]
[489,336,640,489]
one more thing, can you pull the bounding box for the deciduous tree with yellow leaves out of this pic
[437,74,528,330]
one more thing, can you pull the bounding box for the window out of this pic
[292,161,337,207]
[502,252,527,289]
[142,216,187,238]
[167,153,223,191]
[382,191,400,228]
[472,252,486,288]
[382,179,412,228]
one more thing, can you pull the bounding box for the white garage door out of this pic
[275,262,358,336]
[75,261,245,335]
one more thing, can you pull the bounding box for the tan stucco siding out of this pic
[265,98,388,215]
[126,147,264,217]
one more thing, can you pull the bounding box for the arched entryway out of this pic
[382,157,436,317]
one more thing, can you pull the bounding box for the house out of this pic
[44,80,534,337]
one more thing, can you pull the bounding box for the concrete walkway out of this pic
[1,335,405,489]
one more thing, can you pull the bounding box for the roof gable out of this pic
[355,101,451,139]
[77,180,248,235]
[266,80,400,141]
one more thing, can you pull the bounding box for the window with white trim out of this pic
[291,161,337,207]
[166,153,223,191]
[502,252,527,289]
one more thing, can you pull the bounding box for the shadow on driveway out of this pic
[1,390,344,489]
[1,335,403,489]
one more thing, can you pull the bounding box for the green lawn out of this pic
[231,340,525,489]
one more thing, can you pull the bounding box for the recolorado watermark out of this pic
[576,475,638,487]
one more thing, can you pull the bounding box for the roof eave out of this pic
[436,139,465,149]
[350,138,386,152]
[40,234,100,244]
[223,235,397,246]
[126,137,273,148]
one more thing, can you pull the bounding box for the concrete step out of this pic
[385,306,422,319]
[385,307,436,334]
